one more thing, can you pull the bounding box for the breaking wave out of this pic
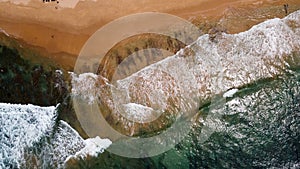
[1,9,300,169]
[0,103,111,169]
[72,10,300,135]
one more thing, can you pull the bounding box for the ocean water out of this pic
[0,103,111,169]
[71,10,300,168]
[180,72,300,168]
[0,9,300,169]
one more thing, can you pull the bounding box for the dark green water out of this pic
[1,39,299,169]
[0,45,67,106]
[67,72,300,169]
[181,73,300,168]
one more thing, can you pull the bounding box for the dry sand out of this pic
[0,0,300,69]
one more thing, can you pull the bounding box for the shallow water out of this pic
[0,9,300,169]
[66,71,300,168]
[68,10,300,168]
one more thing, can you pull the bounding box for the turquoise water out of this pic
[1,10,300,169]
[68,10,300,168]
[182,73,300,168]
[68,71,299,169]
[3,44,299,168]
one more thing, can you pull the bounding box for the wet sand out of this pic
[0,0,300,70]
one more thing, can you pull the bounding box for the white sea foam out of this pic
[65,136,112,163]
[55,69,63,75]
[122,103,157,123]
[71,72,101,104]
[0,103,111,168]
[41,120,111,168]
[223,89,238,98]
[0,28,10,37]
[71,10,300,122]
[0,103,56,168]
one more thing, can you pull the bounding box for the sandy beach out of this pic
[0,0,300,69]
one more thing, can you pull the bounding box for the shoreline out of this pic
[0,0,300,70]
